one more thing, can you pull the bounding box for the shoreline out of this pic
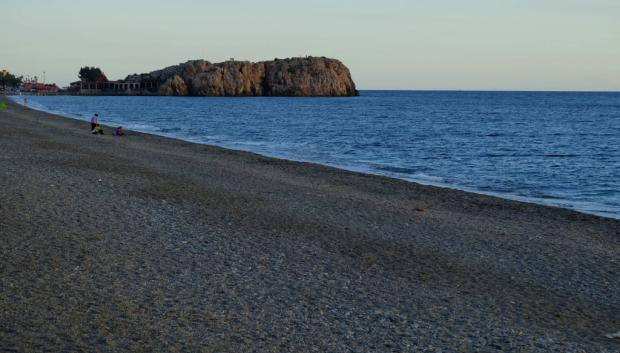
[1,97,619,351]
[8,94,619,220]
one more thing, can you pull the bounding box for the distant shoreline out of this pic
[5,88,620,97]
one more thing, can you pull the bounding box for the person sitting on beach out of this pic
[91,124,104,135]
[91,113,99,130]
[114,126,125,136]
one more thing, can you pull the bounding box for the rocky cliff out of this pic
[130,57,358,97]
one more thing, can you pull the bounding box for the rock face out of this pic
[191,61,266,96]
[159,75,188,96]
[132,57,357,97]
[262,58,358,96]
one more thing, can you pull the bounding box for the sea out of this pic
[11,91,620,219]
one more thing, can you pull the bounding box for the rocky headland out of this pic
[125,57,358,97]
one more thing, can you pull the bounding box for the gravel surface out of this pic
[1,98,619,352]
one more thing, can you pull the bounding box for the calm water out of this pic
[12,91,620,219]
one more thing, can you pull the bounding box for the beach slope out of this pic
[1,99,618,352]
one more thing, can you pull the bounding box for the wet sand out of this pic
[1,98,619,352]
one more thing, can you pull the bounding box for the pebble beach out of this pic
[1,98,619,352]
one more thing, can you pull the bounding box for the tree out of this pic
[0,70,23,88]
[78,66,108,82]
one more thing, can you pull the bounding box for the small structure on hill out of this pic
[69,66,158,95]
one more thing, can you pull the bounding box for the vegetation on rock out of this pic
[78,66,108,82]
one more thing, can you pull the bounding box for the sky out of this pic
[2,0,619,90]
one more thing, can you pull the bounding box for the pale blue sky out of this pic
[2,0,619,90]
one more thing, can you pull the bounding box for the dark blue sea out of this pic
[12,91,620,219]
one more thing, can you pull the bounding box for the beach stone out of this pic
[605,331,620,339]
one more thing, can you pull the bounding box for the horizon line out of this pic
[357,88,620,93]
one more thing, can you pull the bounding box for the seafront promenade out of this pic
[1,98,618,352]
